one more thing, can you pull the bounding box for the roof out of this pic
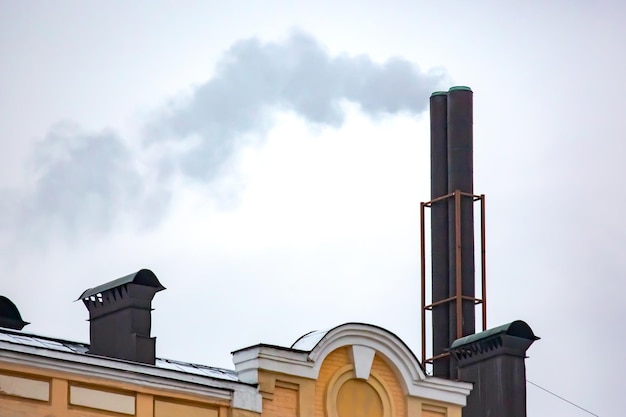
[291,328,329,350]
[288,323,428,378]
[0,327,237,382]
[290,322,422,361]
[0,296,29,330]
[450,320,539,349]
[77,269,166,300]
[233,322,472,406]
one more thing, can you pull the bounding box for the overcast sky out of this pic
[1,2,624,416]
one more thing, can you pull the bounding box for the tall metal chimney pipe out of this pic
[429,91,451,378]
[447,86,476,345]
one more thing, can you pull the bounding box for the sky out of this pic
[1,1,624,415]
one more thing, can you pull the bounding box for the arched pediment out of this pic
[232,322,472,406]
[293,323,427,391]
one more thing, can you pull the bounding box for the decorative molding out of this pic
[233,345,313,384]
[325,365,393,417]
[350,345,375,380]
[233,323,472,406]
[232,390,263,412]
[69,384,136,415]
[154,399,219,417]
[0,372,50,402]
[0,341,262,413]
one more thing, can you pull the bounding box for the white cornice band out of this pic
[0,341,262,413]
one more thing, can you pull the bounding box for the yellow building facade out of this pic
[0,322,471,417]
[0,272,471,417]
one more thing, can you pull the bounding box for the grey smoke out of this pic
[6,32,448,241]
[17,124,143,240]
[152,31,446,180]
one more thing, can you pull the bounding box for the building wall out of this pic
[257,346,464,417]
[1,322,470,417]
[257,369,315,417]
[315,347,350,417]
[262,384,298,417]
[370,352,405,417]
[0,360,238,417]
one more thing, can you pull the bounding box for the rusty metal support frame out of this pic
[420,190,487,367]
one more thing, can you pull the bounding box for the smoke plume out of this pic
[5,31,448,241]
[151,32,446,180]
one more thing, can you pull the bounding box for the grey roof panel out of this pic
[158,359,238,381]
[291,329,329,351]
[0,332,15,342]
[65,343,89,354]
[191,365,238,381]
[155,359,188,372]
[37,339,77,353]
[0,328,237,382]
[9,334,47,348]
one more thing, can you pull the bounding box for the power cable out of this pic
[527,379,599,417]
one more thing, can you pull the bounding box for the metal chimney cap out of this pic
[77,269,166,301]
[449,320,539,349]
[448,86,472,92]
[0,295,29,330]
[431,91,448,97]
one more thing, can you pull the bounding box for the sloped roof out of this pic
[0,327,237,381]
[291,328,329,350]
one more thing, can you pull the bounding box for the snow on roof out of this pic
[290,328,330,351]
[0,328,238,381]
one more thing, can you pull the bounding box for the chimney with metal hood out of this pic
[78,269,165,365]
[450,320,539,417]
